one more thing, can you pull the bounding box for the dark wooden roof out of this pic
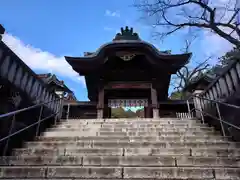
[64,92,77,101]
[65,27,192,101]
[66,44,191,75]
[37,73,72,93]
[65,27,191,76]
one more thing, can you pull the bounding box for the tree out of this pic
[136,108,145,117]
[111,107,137,118]
[219,47,240,66]
[172,57,210,91]
[134,0,240,47]
[171,38,210,92]
[169,90,184,99]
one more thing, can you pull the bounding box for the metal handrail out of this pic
[191,94,240,109]
[0,97,63,156]
[187,95,240,137]
[0,112,56,142]
[192,107,240,130]
[0,97,62,119]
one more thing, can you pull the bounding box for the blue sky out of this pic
[0,0,233,101]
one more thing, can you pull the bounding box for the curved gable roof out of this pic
[65,27,192,75]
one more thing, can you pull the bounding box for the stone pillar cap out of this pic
[0,24,5,35]
[0,24,5,41]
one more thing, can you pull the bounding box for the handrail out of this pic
[192,107,240,130]
[190,94,240,109]
[0,112,56,142]
[0,97,62,119]
[188,94,240,137]
[0,97,63,156]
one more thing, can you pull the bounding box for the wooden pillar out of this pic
[108,107,111,118]
[145,106,151,118]
[103,106,112,118]
[144,107,147,118]
[97,88,104,119]
[151,84,159,119]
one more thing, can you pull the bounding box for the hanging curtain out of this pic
[108,99,148,107]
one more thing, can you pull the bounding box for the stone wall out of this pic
[62,103,97,119]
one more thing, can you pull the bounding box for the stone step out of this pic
[32,135,227,145]
[43,130,218,137]
[63,119,200,123]
[86,141,239,148]
[30,138,230,144]
[33,135,226,142]
[56,123,211,129]
[0,179,225,180]
[64,118,199,123]
[94,126,214,131]
[13,147,240,157]
[0,166,239,179]
[98,131,218,136]
[56,123,209,128]
[49,127,215,132]
[63,120,202,126]
[22,140,240,149]
[0,155,239,167]
[14,148,124,156]
[127,147,240,157]
[0,179,230,180]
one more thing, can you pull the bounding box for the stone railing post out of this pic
[151,84,159,119]
[193,90,203,119]
[0,24,5,41]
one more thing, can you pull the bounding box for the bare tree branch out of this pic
[169,36,211,90]
[134,0,240,47]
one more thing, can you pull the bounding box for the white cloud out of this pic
[105,10,120,17]
[103,26,114,31]
[2,33,86,86]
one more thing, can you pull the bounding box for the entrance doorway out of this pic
[97,82,157,119]
[103,99,152,118]
[108,99,147,118]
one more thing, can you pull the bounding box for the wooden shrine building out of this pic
[37,73,72,98]
[66,27,192,118]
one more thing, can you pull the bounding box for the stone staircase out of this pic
[0,118,240,179]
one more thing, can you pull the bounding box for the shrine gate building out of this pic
[65,27,192,118]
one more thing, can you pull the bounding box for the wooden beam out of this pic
[104,82,151,89]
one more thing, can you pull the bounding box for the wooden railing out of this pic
[0,40,59,114]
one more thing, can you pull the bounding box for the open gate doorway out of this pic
[106,99,151,118]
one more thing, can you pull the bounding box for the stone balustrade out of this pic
[199,60,240,111]
[192,60,240,139]
[0,40,60,114]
